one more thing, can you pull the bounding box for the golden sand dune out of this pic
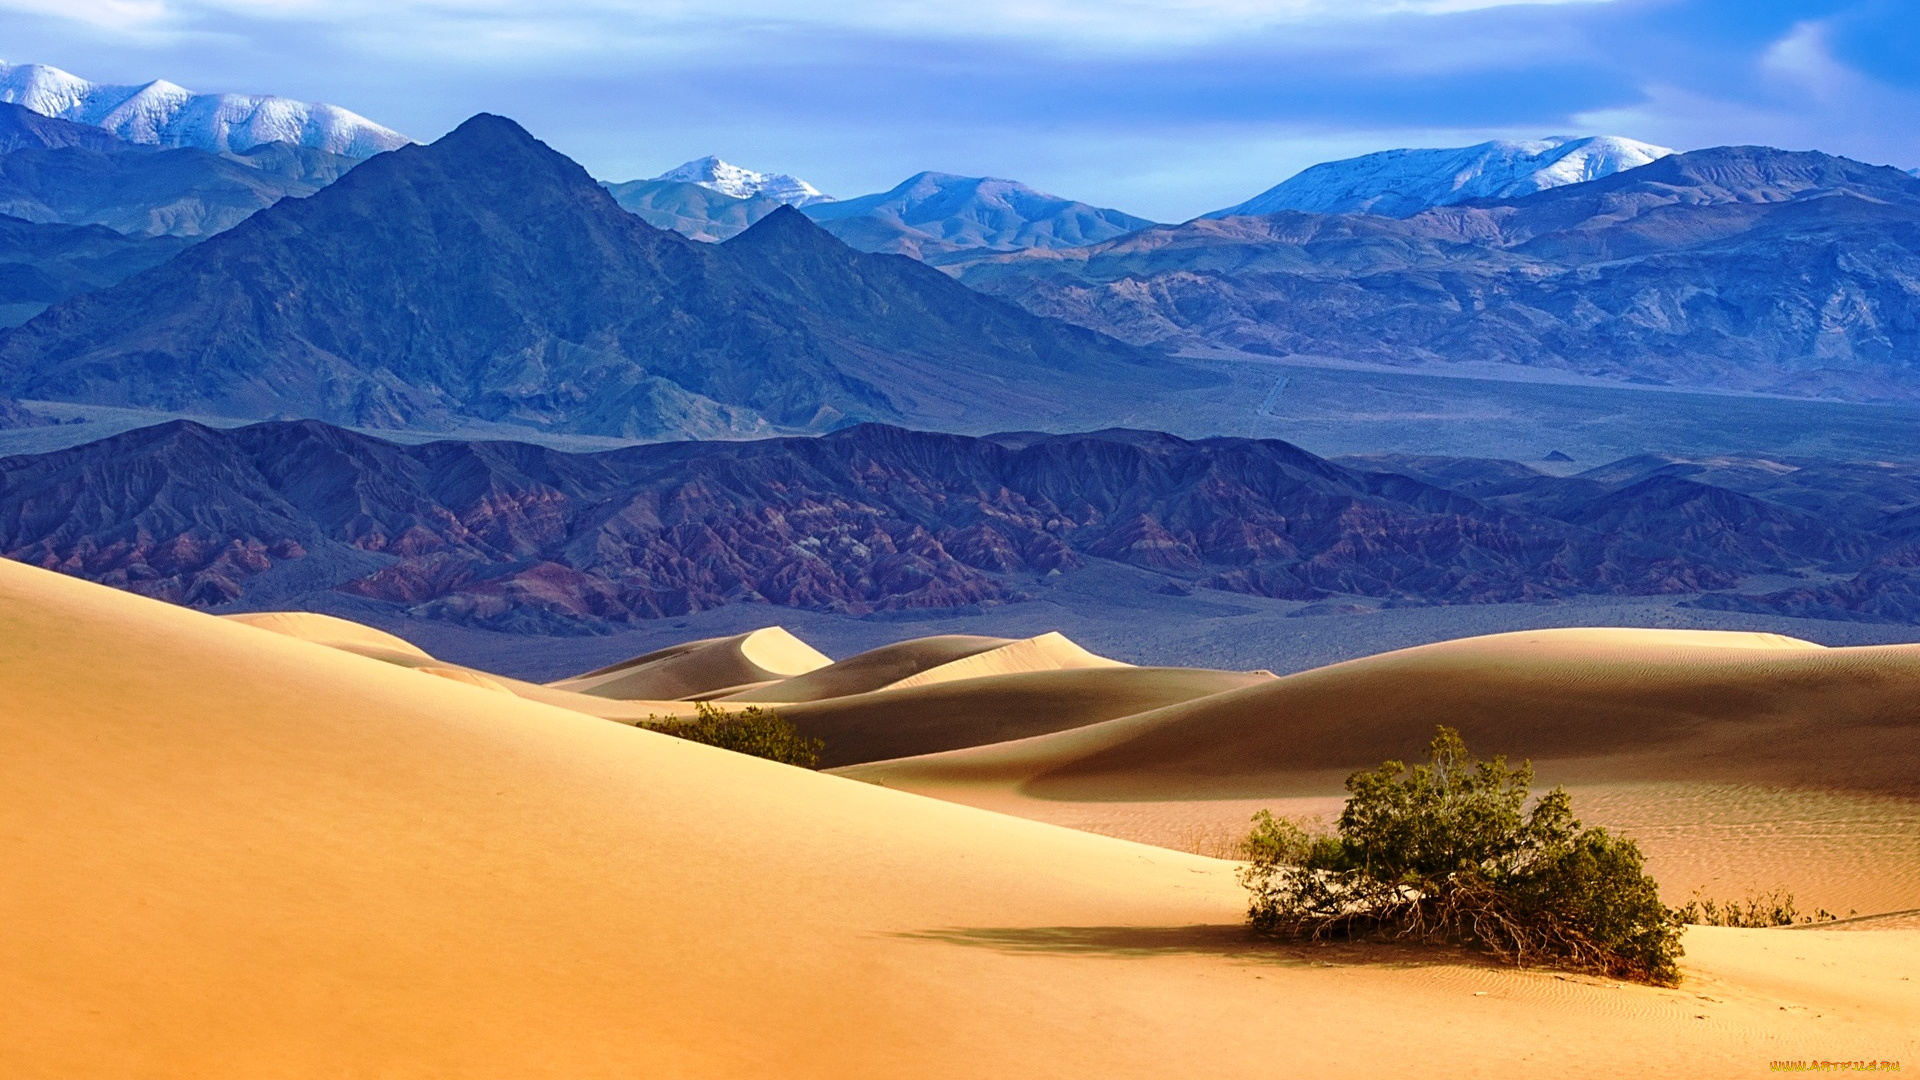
[839,627,1919,799]
[1480,627,1826,651]
[840,627,1920,916]
[222,610,434,659]
[228,610,701,722]
[785,666,1277,767]
[878,630,1131,690]
[5,563,1918,1075]
[719,634,1017,702]
[415,664,516,693]
[548,626,831,700]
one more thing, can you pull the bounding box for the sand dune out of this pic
[840,628,1919,798]
[228,610,701,723]
[878,631,1131,690]
[720,634,1017,703]
[840,627,1920,915]
[223,610,435,659]
[784,666,1276,767]
[6,564,1918,1075]
[548,626,831,700]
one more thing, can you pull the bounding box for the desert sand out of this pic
[839,628,1920,916]
[9,569,1916,1075]
[718,633,1018,702]
[226,612,705,722]
[878,629,1131,688]
[783,665,1276,766]
[548,625,831,699]
[223,610,437,659]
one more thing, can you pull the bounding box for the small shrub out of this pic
[1673,891,1849,927]
[1239,726,1683,986]
[642,702,824,767]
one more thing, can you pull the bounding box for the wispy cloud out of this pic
[1,0,1619,51]
[0,0,166,30]
[1576,14,1920,169]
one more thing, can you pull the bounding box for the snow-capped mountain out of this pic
[0,61,409,158]
[652,156,832,206]
[803,172,1155,259]
[1207,136,1674,219]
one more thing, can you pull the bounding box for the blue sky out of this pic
[2,0,1916,220]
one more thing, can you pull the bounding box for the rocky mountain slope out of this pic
[603,177,788,242]
[0,213,187,326]
[0,99,129,154]
[803,173,1156,261]
[0,104,360,237]
[7,419,1915,633]
[954,147,1920,400]
[0,114,1198,439]
[1210,136,1672,218]
[0,61,407,157]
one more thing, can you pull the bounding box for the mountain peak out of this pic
[441,112,543,150]
[726,203,838,247]
[799,171,1156,258]
[651,155,833,206]
[1209,135,1675,219]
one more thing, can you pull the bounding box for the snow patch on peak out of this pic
[652,156,834,206]
[0,60,409,158]
[1209,135,1676,219]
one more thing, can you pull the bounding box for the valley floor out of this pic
[334,563,1920,684]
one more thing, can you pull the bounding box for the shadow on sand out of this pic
[896,924,1472,971]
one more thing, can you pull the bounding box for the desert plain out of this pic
[3,555,1916,1077]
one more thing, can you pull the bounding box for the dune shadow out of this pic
[899,924,1498,971]
[899,924,1265,959]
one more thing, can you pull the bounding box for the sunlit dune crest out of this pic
[548,626,831,700]
[718,634,1017,702]
[878,630,1131,690]
[223,610,436,659]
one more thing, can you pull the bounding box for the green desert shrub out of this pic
[641,702,824,768]
[1674,890,1847,928]
[1239,726,1682,986]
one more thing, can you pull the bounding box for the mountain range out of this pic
[5,418,1916,633]
[1,64,1914,412]
[802,172,1158,261]
[608,164,1158,256]
[0,114,1201,439]
[0,102,360,239]
[0,61,408,158]
[953,146,1920,400]
[1211,136,1674,218]
[613,138,1674,255]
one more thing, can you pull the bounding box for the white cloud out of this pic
[1573,19,1920,169]
[1758,19,1863,103]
